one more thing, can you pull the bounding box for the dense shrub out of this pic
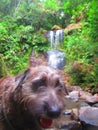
[64,23,98,90]
[0,18,48,75]
[88,0,98,42]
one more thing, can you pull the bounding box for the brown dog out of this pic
[0,57,65,130]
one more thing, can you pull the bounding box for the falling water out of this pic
[46,29,65,70]
[46,29,64,49]
[46,50,65,70]
[49,31,54,48]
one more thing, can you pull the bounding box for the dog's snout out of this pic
[47,106,61,118]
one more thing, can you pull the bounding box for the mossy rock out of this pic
[52,25,62,30]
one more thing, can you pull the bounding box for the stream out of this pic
[46,92,98,130]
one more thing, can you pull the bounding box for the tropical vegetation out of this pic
[0,0,98,92]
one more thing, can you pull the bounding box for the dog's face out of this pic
[14,66,65,129]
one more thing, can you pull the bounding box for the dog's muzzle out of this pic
[39,106,61,128]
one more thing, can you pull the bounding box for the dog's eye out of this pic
[57,85,63,91]
[55,80,62,88]
[32,79,46,92]
[55,80,63,92]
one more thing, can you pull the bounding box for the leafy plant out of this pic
[88,0,98,42]
[0,18,48,75]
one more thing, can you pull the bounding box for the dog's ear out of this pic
[15,69,30,89]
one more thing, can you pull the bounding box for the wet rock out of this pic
[80,101,89,107]
[64,110,72,115]
[68,86,82,92]
[79,91,98,104]
[85,94,98,104]
[71,108,79,120]
[93,103,98,107]
[68,91,80,102]
[79,91,92,100]
[60,120,81,130]
[52,25,62,30]
[69,90,98,104]
[82,123,98,130]
[80,102,89,107]
[79,106,98,126]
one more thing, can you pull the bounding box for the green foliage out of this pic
[88,0,98,42]
[0,17,48,75]
[65,61,96,88]
[0,0,98,92]
[63,1,98,89]
[43,0,60,11]
[64,29,92,63]
[64,23,98,89]
[12,0,63,29]
[60,0,90,24]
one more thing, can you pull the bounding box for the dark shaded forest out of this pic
[0,0,98,92]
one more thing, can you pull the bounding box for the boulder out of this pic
[79,106,98,126]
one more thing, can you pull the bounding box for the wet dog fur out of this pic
[0,54,65,130]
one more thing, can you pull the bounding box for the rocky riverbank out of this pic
[48,85,98,130]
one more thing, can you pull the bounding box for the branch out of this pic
[65,22,82,33]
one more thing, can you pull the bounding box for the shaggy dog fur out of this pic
[0,54,66,130]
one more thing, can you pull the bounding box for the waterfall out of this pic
[46,50,65,70]
[46,29,64,49]
[49,31,54,48]
[46,29,66,70]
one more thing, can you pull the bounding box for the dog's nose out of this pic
[47,106,61,118]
